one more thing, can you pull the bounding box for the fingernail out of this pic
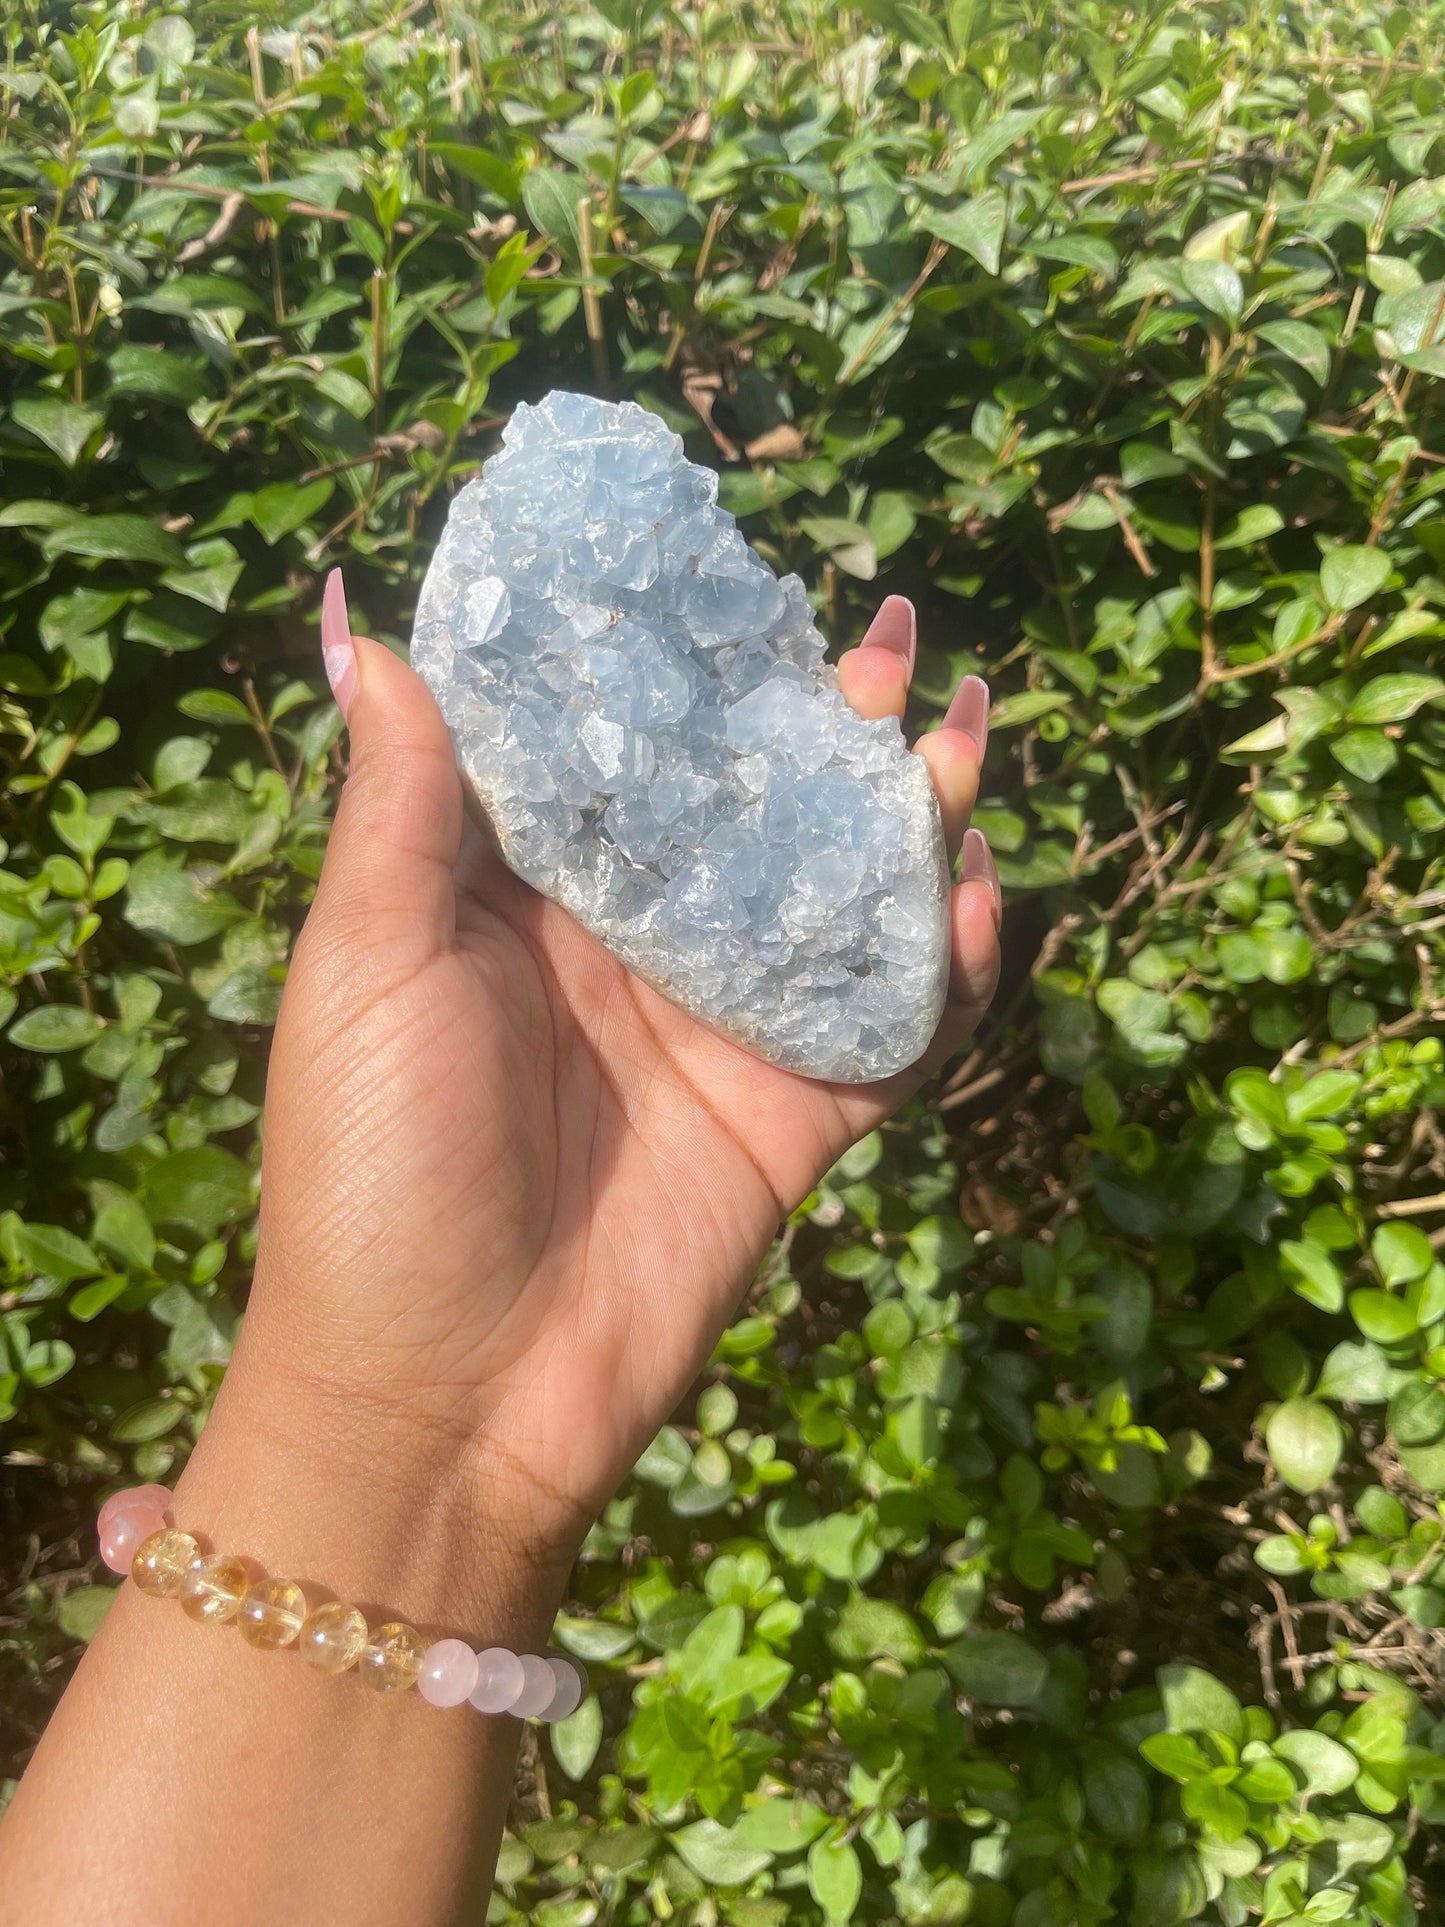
[962,827,1002,929]
[320,568,358,718]
[863,594,916,669]
[943,675,990,758]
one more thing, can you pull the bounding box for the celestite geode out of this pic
[411,391,950,1082]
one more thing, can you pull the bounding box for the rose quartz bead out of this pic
[511,1653,559,1718]
[98,1500,169,1575]
[418,1638,480,1709]
[469,1647,525,1715]
[97,1485,172,1537]
[540,1657,586,1723]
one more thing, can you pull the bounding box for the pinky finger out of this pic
[909,864,1002,1082]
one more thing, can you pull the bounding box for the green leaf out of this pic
[124,847,244,944]
[521,169,584,261]
[988,688,1070,729]
[250,479,335,546]
[8,1005,105,1052]
[176,690,254,726]
[39,587,130,659]
[1388,1379,1445,1446]
[431,142,524,202]
[138,1146,254,1236]
[124,591,221,652]
[1266,1398,1346,1493]
[56,1585,116,1641]
[671,1819,773,1887]
[1320,545,1391,612]
[828,1597,924,1664]
[68,1273,129,1321]
[93,1192,156,1271]
[11,396,104,467]
[1157,1662,1245,1742]
[550,1693,602,1780]
[161,539,244,612]
[1372,1222,1434,1288]
[1366,253,1422,295]
[1349,1289,1418,1345]
[1280,1240,1345,1313]
[1082,1746,1152,1843]
[0,499,74,529]
[1215,505,1283,550]
[1184,211,1249,261]
[943,1630,1048,1705]
[152,779,255,844]
[733,1798,830,1854]
[1347,673,1444,724]
[13,1223,100,1284]
[42,515,186,567]
[1256,320,1332,385]
[675,1605,744,1698]
[21,1337,76,1387]
[112,1396,186,1443]
[807,1836,863,1925]
[1377,278,1445,360]
[916,192,1008,274]
[1181,258,1243,326]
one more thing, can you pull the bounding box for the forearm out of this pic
[0,1353,570,1927]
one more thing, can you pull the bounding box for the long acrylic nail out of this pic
[962,826,1002,929]
[320,568,358,718]
[861,594,917,670]
[943,675,990,759]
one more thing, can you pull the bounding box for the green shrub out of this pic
[4,0,1445,1920]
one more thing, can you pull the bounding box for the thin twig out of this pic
[577,197,610,393]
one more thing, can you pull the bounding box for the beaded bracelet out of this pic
[96,1484,586,1722]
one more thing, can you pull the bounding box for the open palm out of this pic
[240,595,999,1563]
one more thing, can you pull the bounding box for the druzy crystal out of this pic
[411,391,950,1082]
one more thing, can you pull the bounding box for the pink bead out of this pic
[540,1657,586,1723]
[418,1638,480,1709]
[469,1647,525,1715]
[511,1653,558,1719]
[97,1484,172,1537]
[98,1501,168,1574]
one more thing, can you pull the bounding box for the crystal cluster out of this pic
[411,391,950,1082]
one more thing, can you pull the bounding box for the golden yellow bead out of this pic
[357,1621,427,1694]
[237,1575,308,1651]
[298,1600,368,1675]
[131,1528,201,1598]
[178,1553,254,1625]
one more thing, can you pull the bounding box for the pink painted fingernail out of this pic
[943,675,990,758]
[962,826,1001,929]
[320,568,358,718]
[861,594,916,669]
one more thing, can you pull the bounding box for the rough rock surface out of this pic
[411,391,950,1082]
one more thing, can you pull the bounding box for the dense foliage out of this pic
[3,0,1445,1920]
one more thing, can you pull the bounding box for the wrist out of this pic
[172,1346,573,1648]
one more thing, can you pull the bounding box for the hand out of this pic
[226,582,1001,1574]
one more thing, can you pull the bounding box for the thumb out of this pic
[310,568,463,956]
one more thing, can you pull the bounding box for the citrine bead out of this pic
[298,1600,368,1674]
[357,1621,426,1694]
[131,1528,201,1598]
[179,1553,255,1624]
[237,1576,308,1651]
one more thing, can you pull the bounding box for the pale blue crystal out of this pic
[411,390,950,1082]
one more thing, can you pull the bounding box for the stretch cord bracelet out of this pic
[96,1485,586,1722]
